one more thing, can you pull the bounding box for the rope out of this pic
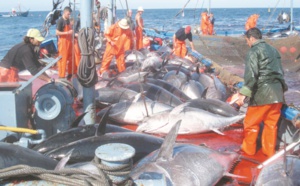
[77,28,98,87]
[92,156,133,178]
[0,165,110,186]
[262,0,281,31]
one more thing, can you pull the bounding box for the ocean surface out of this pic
[0,8,299,106]
[0,8,299,58]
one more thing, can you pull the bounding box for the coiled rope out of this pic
[0,155,135,186]
[77,28,98,87]
[0,165,110,186]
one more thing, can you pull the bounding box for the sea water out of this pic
[0,8,299,106]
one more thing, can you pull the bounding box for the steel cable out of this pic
[77,28,98,87]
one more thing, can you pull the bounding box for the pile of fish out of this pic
[6,48,300,185]
[95,47,244,136]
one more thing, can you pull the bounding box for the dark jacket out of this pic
[240,40,288,106]
[0,42,41,75]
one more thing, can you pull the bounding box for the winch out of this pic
[33,80,77,138]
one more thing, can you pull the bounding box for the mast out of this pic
[80,0,96,124]
[208,0,211,14]
[290,0,293,32]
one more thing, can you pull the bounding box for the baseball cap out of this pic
[26,28,45,42]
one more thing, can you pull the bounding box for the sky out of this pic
[0,0,299,12]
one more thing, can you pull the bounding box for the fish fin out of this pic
[132,92,146,103]
[96,107,112,136]
[54,149,74,170]
[170,102,190,115]
[155,120,181,161]
[70,112,87,128]
[176,63,183,75]
[201,87,208,99]
[212,128,225,135]
[224,172,247,179]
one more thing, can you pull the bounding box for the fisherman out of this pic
[56,6,73,79]
[237,27,288,157]
[200,11,209,35]
[0,28,52,83]
[208,12,215,35]
[99,19,133,78]
[173,26,195,58]
[245,14,259,31]
[135,6,144,50]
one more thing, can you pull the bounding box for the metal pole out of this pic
[107,0,113,28]
[290,0,293,32]
[80,0,96,125]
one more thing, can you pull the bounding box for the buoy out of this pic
[289,47,297,54]
[280,46,287,54]
[95,143,135,184]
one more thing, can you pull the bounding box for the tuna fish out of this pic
[97,100,173,125]
[45,132,164,164]
[137,103,245,135]
[186,98,239,117]
[125,50,146,63]
[95,87,142,106]
[255,156,300,186]
[163,70,188,90]
[123,82,183,107]
[0,142,57,169]
[32,124,132,154]
[130,121,240,186]
[180,79,205,99]
[146,78,191,102]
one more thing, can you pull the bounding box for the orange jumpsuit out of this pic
[242,103,282,157]
[174,39,187,58]
[99,23,133,74]
[245,14,259,31]
[135,15,144,50]
[0,67,18,82]
[73,38,81,74]
[200,12,209,35]
[207,15,215,35]
[57,22,73,78]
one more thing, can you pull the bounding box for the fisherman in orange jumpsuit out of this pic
[99,19,133,78]
[245,14,259,31]
[56,6,73,79]
[135,6,144,50]
[173,26,195,58]
[207,12,215,35]
[0,28,52,83]
[200,11,209,35]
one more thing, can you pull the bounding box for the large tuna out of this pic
[0,142,57,170]
[130,122,240,186]
[137,103,245,135]
[255,156,300,186]
[45,132,164,164]
[97,100,173,125]
[187,98,239,117]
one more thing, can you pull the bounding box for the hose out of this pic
[0,126,38,135]
[77,28,98,87]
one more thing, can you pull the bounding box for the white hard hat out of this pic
[137,6,144,12]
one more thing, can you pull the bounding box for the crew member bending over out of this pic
[99,19,133,78]
[0,29,52,83]
[173,26,195,58]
